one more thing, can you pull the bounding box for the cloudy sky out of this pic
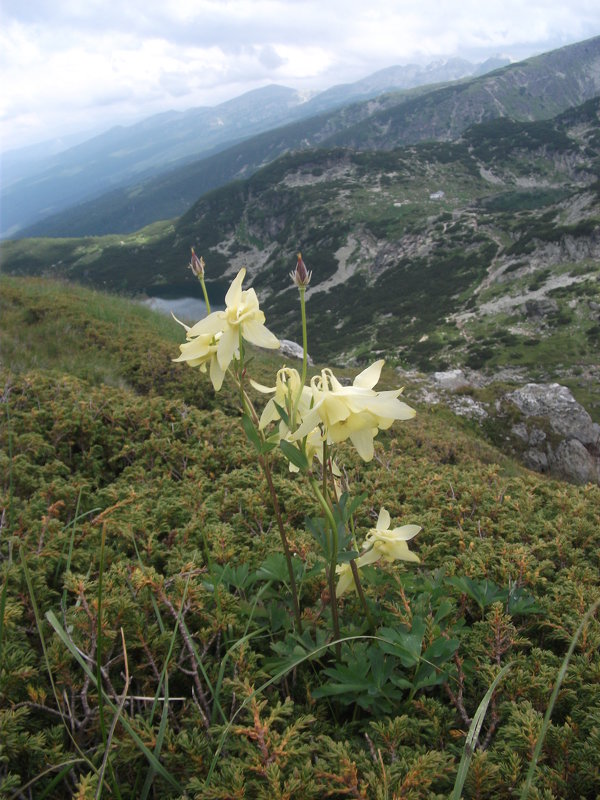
[1,0,600,153]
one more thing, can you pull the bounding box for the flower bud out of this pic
[189,247,205,278]
[290,252,312,288]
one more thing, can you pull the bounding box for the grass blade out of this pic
[519,597,600,799]
[140,671,170,800]
[20,547,97,781]
[46,610,183,794]
[451,662,514,799]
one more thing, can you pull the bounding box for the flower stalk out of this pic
[189,248,211,315]
[233,332,303,633]
[174,246,422,668]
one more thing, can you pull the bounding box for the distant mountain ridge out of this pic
[3,95,599,402]
[1,53,512,238]
[12,35,600,240]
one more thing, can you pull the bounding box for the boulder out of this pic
[279,339,313,365]
[507,383,599,444]
[524,298,558,319]
[505,383,600,484]
[433,369,470,391]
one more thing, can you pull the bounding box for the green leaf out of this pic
[279,439,309,471]
[422,637,460,664]
[273,401,291,428]
[305,516,330,558]
[241,413,262,453]
[336,550,360,564]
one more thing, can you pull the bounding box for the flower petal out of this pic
[354,359,384,389]
[356,547,381,567]
[376,508,390,531]
[349,427,375,461]
[171,312,190,332]
[390,524,421,541]
[209,356,226,391]
[187,311,226,338]
[225,268,245,308]
[249,379,276,394]
[243,318,280,349]
[335,563,355,597]
[216,324,238,370]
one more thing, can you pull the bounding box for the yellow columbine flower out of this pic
[251,368,342,475]
[360,508,421,565]
[291,360,415,461]
[250,367,310,431]
[336,508,420,597]
[174,268,279,390]
[335,562,357,598]
[173,330,227,390]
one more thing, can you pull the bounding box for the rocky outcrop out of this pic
[404,369,600,485]
[279,339,313,365]
[505,383,600,484]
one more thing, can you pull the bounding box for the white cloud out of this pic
[1,0,599,151]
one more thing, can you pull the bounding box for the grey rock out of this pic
[507,383,599,444]
[511,423,529,442]
[529,427,547,447]
[553,439,599,484]
[524,298,558,318]
[523,448,549,473]
[447,395,488,421]
[279,339,313,364]
[506,382,600,484]
[433,369,469,391]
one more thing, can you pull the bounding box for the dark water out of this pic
[143,296,224,323]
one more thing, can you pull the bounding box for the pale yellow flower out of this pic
[336,508,420,597]
[250,367,310,430]
[360,508,421,565]
[292,360,415,461]
[174,267,279,390]
[173,330,228,391]
[335,562,357,598]
[251,368,342,476]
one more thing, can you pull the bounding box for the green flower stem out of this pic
[349,559,376,632]
[299,287,308,388]
[322,439,330,511]
[309,476,341,659]
[199,275,211,316]
[290,286,309,430]
[258,456,303,632]
[233,342,303,633]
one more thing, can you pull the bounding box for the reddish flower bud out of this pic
[290,252,312,288]
[189,247,205,278]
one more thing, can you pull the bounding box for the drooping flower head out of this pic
[292,360,415,461]
[174,267,279,390]
[251,367,310,431]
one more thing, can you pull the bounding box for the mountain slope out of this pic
[1,56,508,239]
[3,98,599,421]
[15,35,600,239]
[0,85,311,237]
